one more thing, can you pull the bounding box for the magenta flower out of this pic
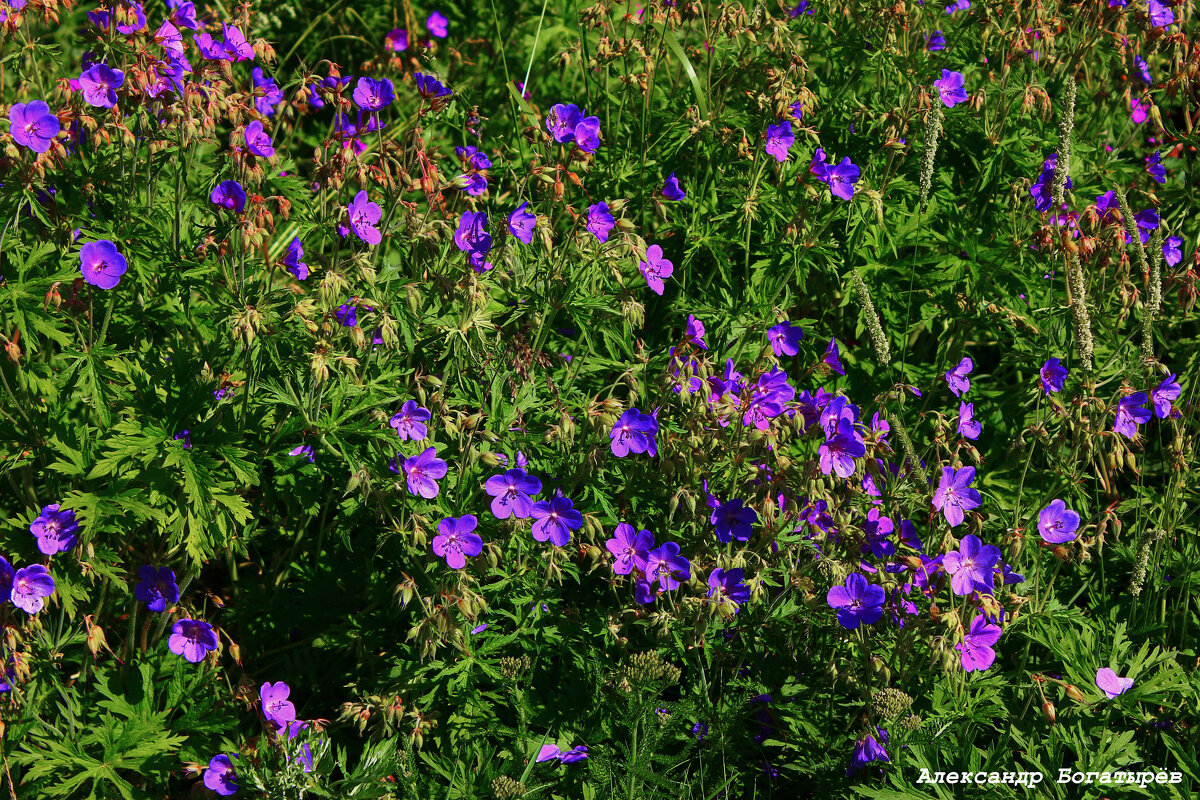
[203,754,238,796]
[426,10,448,37]
[956,613,1002,672]
[289,444,315,462]
[819,418,866,478]
[1150,374,1181,419]
[1163,236,1183,267]
[927,30,946,50]
[168,618,218,662]
[134,565,179,612]
[764,119,794,162]
[1130,97,1149,124]
[639,244,674,295]
[609,408,658,457]
[546,103,581,142]
[484,468,542,519]
[432,515,483,569]
[1148,0,1174,27]
[29,504,79,555]
[537,744,562,763]
[711,498,757,543]
[9,101,60,153]
[944,356,972,397]
[352,76,394,111]
[932,466,982,528]
[661,172,686,201]
[956,400,981,440]
[643,541,691,591]
[508,202,536,244]
[210,180,246,213]
[260,681,296,728]
[586,202,615,243]
[10,565,54,614]
[389,400,431,441]
[811,150,860,201]
[606,523,654,575]
[530,492,583,547]
[826,573,885,629]
[454,210,492,270]
[933,69,968,108]
[79,240,128,290]
[942,534,1000,595]
[348,190,382,245]
[244,120,275,157]
[1096,667,1134,699]
[768,321,803,356]
[1038,499,1080,544]
[1113,392,1152,439]
[402,447,448,498]
[386,28,408,51]
[79,64,125,108]
[1040,357,1067,395]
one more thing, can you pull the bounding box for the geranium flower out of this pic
[9,100,60,153]
[210,180,246,212]
[79,240,128,290]
[10,565,54,613]
[764,119,794,162]
[386,28,408,51]
[942,534,1000,595]
[819,418,866,478]
[661,172,686,201]
[1096,668,1134,699]
[927,30,946,50]
[1163,236,1183,267]
[348,190,382,245]
[933,69,968,107]
[29,504,79,555]
[352,76,394,110]
[79,64,125,108]
[202,754,238,796]
[134,566,179,612]
[1040,358,1067,394]
[609,408,658,457]
[484,468,542,519]
[707,567,751,613]
[956,613,1001,671]
[768,321,803,356]
[243,120,274,157]
[389,400,431,441]
[169,618,218,662]
[508,202,536,244]
[260,681,296,728]
[1150,374,1181,419]
[530,492,583,547]
[643,542,691,591]
[639,244,674,295]
[402,447,448,498]
[426,10,448,37]
[847,728,890,775]
[944,356,972,396]
[1038,499,1080,544]
[454,211,492,270]
[1146,150,1166,184]
[284,237,308,280]
[957,400,981,440]
[826,573,885,629]
[586,202,615,242]
[711,498,757,543]
[432,515,483,569]
[1113,393,1151,439]
[606,523,654,575]
[822,338,846,374]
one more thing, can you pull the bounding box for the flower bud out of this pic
[1064,684,1084,703]
[1041,701,1057,725]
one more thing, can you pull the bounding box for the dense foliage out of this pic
[0,0,1198,797]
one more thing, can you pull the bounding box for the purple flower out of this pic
[402,447,448,498]
[1040,357,1067,395]
[1163,236,1183,267]
[280,719,314,772]
[1113,393,1152,439]
[1133,55,1153,85]
[454,211,493,270]
[335,303,358,327]
[661,172,686,201]
[348,190,382,245]
[847,728,890,775]
[768,321,803,356]
[586,202,615,243]
[389,400,431,441]
[822,338,845,374]
[956,613,1002,671]
[210,180,246,213]
[945,0,970,12]
[284,237,308,280]
[819,418,866,478]
[826,573,885,629]
[426,10,448,37]
[575,116,601,152]
[352,76,394,110]
[134,565,179,612]
[639,244,674,295]
[811,150,861,201]
[1096,667,1134,699]
[79,240,128,290]
[537,744,562,762]
[546,103,582,143]
[10,565,54,614]
[933,69,968,108]
[707,567,751,611]
[386,28,408,51]
[711,498,757,543]
[610,408,658,457]
[203,754,238,796]
[289,444,315,462]
[30,504,79,555]
[508,202,536,244]
[79,64,125,108]
[174,430,192,449]
[927,30,946,50]
[432,515,483,569]
[1150,374,1181,419]
[414,72,451,101]
[530,493,583,547]
[243,120,275,158]
[643,542,691,591]
[1146,150,1166,184]
[942,534,1000,595]
[220,23,254,61]
[1030,154,1071,212]
[932,466,983,528]
[484,468,542,519]
[260,681,296,728]
[685,315,707,349]
[1148,0,1174,27]
[9,100,61,153]
[957,400,981,440]
[606,523,654,575]
[1131,97,1149,124]
[945,356,973,396]
[1038,499,1080,544]
[168,618,218,662]
[765,119,794,162]
[1126,208,1159,245]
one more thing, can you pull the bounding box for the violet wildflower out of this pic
[536,744,562,762]
[389,400,431,441]
[606,523,654,575]
[484,468,542,519]
[1151,374,1181,419]
[1040,357,1067,395]
[508,202,536,244]
[426,10,448,37]
[79,64,125,108]
[432,515,483,569]
[639,244,674,295]
[711,498,757,543]
[586,202,615,242]
[847,728,890,775]
[174,430,192,449]
[10,565,54,614]
[280,720,314,772]
[530,492,583,547]
[168,618,218,662]
[1113,393,1152,439]
[934,69,968,107]
[768,321,803,356]
[1148,0,1174,27]
[288,445,315,462]
[956,613,1002,672]
[29,504,79,555]
[284,237,308,280]
[402,447,448,498]
[932,466,982,528]
[707,567,751,613]
[944,356,972,396]
[348,190,382,245]
[413,72,451,102]
[1127,208,1159,245]
[9,100,60,153]
[661,172,686,201]
[210,180,246,213]
[260,681,296,728]
[575,116,601,152]
[1133,55,1152,84]
[79,240,128,290]
[1096,668,1134,699]
[1163,236,1183,267]
[134,566,179,612]
[1146,151,1166,184]
[643,542,691,591]
[203,755,238,796]
[1131,97,1149,124]
[685,315,708,349]
[822,338,846,375]
[789,1,813,15]
[546,103,582,142]
[819,418,866,478]
[243,120,274,157]
[335,303,358,327]
[942,534,1000,595]
[826,573,885,629]
[764,119,794,162]
[454,211,493,270]
[352,76,394,111]
[1030,154,1072,212]
[1038,499,1080,544]
[812,151,861,201]
[559,746,588,764]
[610,408,658,457]
[957,400,981,440]
[945,0,970,12]
[927,30,946,50]
[386,28,408,51]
